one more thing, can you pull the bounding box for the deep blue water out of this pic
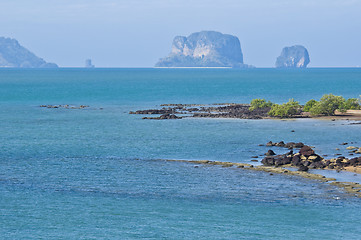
[1,68,361,239]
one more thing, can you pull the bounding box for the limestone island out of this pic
[155,31,251,68]
[276,45,310,68]
[0,37,58,68]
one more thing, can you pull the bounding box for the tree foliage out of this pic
[344,98,361,110]
[303,99,317,112]
[309,94,347,116]
[268,99,301,118]
[249,99,273,111]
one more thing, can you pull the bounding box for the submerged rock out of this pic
[298,165,309,172]
[142,114,182,120]
[275,45,310,68]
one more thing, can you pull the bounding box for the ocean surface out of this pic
[1,68,361,239]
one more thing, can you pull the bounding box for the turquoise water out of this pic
[1,68,361,239]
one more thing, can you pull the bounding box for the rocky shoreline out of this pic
[261,141,361,172]
[40,104,89,109]
[129,103,274,120]
[129,102,361,120]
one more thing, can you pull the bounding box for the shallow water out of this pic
[1,68,361,239]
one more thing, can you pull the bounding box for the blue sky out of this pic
[1,0,360,67]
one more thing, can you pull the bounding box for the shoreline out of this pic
[310,110,361,121]
[164,159,361,198]
[129,102,361,121]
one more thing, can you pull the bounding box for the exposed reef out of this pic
[162,158,361,197]
[150,139,361,197]
[40,105,90,109]
[129,103,271,119]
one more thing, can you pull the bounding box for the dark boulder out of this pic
[307,154,322,162]
[291,155,301,166]
[281,157,292,165]
[349,158,360,167]
[309,161,325,169]
[261,157,275,166]
[302,160,311,167]
[285,142,295,149]
[285,150,293,156]
[299,146,314,157]
[298,165,309,172]
[265,150,276,156]
[285,142,305,149]
[294,142,305,148]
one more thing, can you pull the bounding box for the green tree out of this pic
[303,99,317,112]
[309,94,346,116]
[344,98,361,110]
[249,99,273,111]
[268,99,301,118]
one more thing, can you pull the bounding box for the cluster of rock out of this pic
[40,105,89,109]
[261,141,361,172]
[0,37,58,68]
[129,103,270,120]
[346,146,361,154]
[265,141,304,149]
[142,114,182,120]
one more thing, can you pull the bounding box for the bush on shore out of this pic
[249,99,273,111]
[249,94,360,118]
[344,98,361,110]
[308,94,354,116]
[303,99,317,112]
[268,99,301,118]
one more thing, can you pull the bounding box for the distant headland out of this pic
[0,37,58,68]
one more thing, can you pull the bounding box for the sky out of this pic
[0,0,360,67]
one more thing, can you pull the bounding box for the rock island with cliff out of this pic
[155,31,250,68]
[275,45,310,68]
[0,37,58,68]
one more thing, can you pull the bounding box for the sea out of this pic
[1,68,361,239]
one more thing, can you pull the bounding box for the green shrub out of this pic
[303,99,317,112]
[268,99,301,118]
[309,94,346,116]
[344,98,361,110]
[249,99,273,111]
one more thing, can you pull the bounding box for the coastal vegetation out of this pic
[303,99,317,112]
[249,98,273,111]
[307,94,360,116]
[130,94,361,120]
[268,99,301,118]
[256,94,360,117]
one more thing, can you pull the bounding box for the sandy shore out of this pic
[313,110,361,121]
[343,166,361,174]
